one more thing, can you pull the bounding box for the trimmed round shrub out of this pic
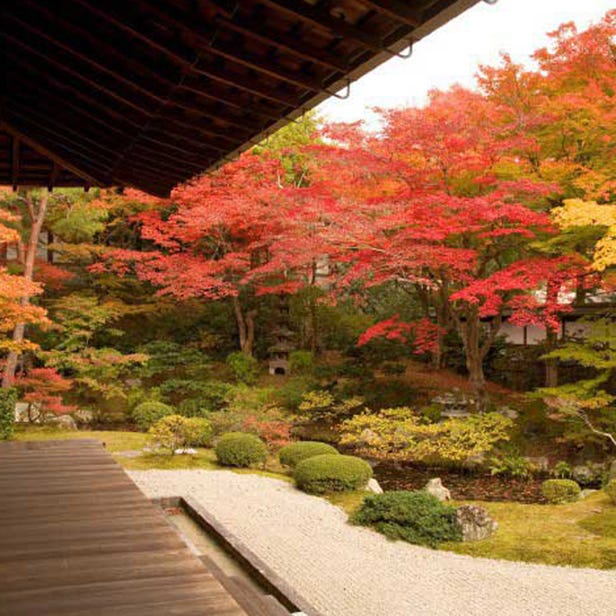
[279,441,339,468]
[605,479,616,505]
[132,401,174,430]
[294,454,372,494]
[351,490,461,548]
[148,415,193,453]
[215,432,267,467]
[183,417,213,447]
[541,479,581,504]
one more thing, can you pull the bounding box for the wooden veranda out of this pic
[0,439,247,615]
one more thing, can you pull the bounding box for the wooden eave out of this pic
[0,0,481,196]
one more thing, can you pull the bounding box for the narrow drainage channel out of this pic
[157,498,315,616]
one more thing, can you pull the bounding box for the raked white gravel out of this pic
[129,470,615,616]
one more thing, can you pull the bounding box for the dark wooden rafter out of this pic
[1,122,104,187]
[11,137,20,190]
[206,5,349,72]
[257,0,394,52]
[361,1,424,27]
[48,162,61,191]
[68,0,303,108]
[6,3,288,126]
[0,0,482,195]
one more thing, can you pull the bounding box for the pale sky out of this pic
[317,0,614,124]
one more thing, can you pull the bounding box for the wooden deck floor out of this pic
[0,439,247,616]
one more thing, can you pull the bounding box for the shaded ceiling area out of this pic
[0,0,481,196]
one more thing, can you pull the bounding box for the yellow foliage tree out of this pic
[552,198,616,271]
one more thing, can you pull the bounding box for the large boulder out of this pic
[424,477,451,501]
[572,462,605,487]
[49,414,77,430]
[455,505,498,542]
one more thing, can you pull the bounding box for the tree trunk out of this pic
[231,295,255,356]
[2,190,48,388]
[544,327,559,388]
[456,310,498,411]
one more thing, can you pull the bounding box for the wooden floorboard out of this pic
[0,439,247,616]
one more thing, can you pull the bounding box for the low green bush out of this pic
[184,417,213,446]
[148,415,212,453]
[215,432,267,467]
[0,388,17,440]
[226,352,259,385]
[279,441,339,468]
[605,479,616,505]
[541,479,581,504]
[289,351,314,375]
[294,454,372,494]
[351,490,461,548]
[132,401,174,430]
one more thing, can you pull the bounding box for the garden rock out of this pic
[174,448,198,455]
[365,478,383,494]
[425,478,451,501]
[50,415,77,430]
[524,456,549,473]
[455,505,498,541]
[572,463,604,486]
[73,409,94,424]
[580,489,598,499]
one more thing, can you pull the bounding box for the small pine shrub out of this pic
[279,441,339,468]
[215,432,267,467]
[132,401,174,430]
[294,454,372,494]
[226,352,259,385]
[605,479,616,505]
[351,490,461,548]
[541,479,581,504]
[0,388,17,440]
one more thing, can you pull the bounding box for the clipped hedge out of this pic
[541,479,581,504]
[215,432,267,467]
[351,490,461,548]
[279,441,339,468]
[0,388,17,440]
[132,401,174,431]
[294,454,372,494]
[605,479,616,505]
[149,415,213,453]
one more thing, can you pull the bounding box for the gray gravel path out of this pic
[130,470,615,616]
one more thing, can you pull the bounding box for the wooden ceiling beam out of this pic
[258,0,386,52]
[11,137,20,190]
[6,18,246,132]
[207,5,348,72]
[141,0,328,94]
[5,111,116,171]
[0,121,106,187]
[361,1,423,28]
[4,33,152,117]
[70,0,302,109]
[49,162,61,192]
[8,4,285,126]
